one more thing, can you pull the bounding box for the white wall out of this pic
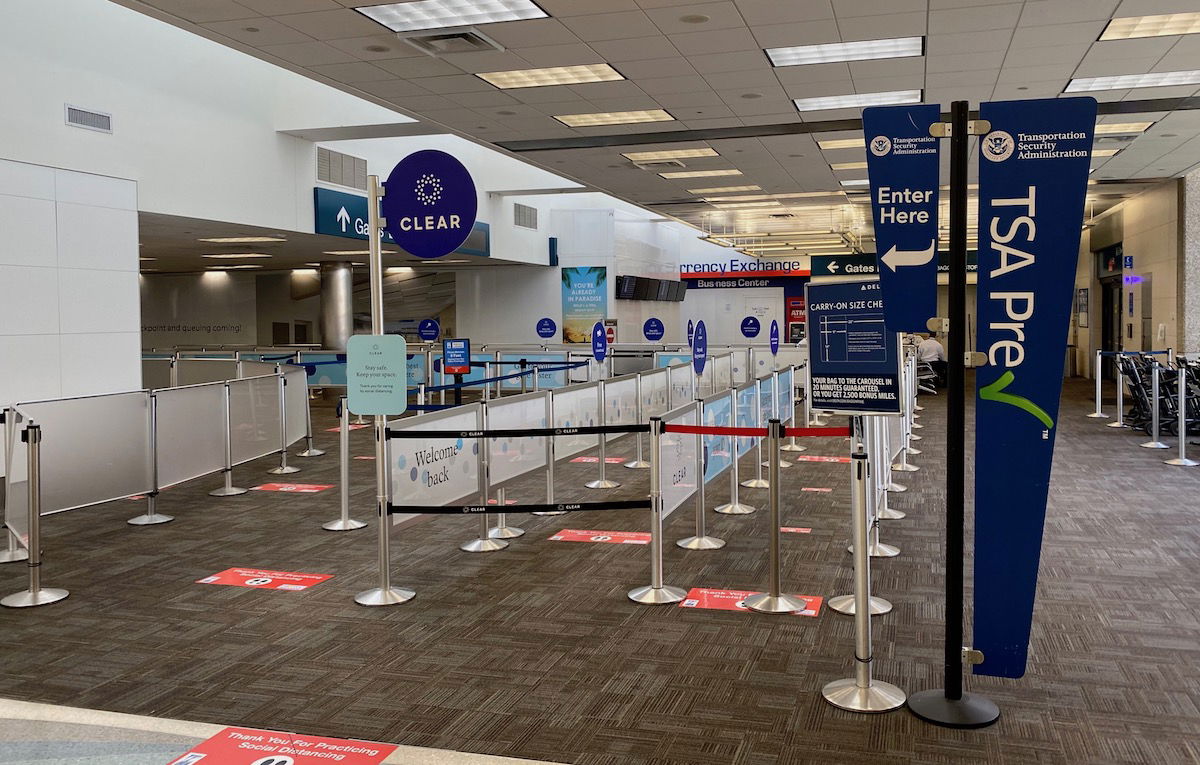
[0,160,140,405]
[682,288,785,345]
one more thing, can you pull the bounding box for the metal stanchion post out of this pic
[874,417,906,519]
[1087,350,1109,418]
[128,393,173,526]
[2,424,68,608]
[624,374,651,469]
[1107,366,1130,429]
[533,391,566,517]
[849,418,899,558]
[761,372,792,469]
[267,370,300,475]
[585,380,620,489]
[629,417,687,604]
[822,417,905,711]
[781,367,806,453]
[296,382,325,457]
[741,381,770,489]
[324,397,366,531]
[882,416,907,493]
[677,400,725,550]
[1140,361,1169,449]
[489,487,524,539]
[208,382,248,497]
[461,405,508,552]
[745,419,807,613]
[716,388,755,515]
[1165,360,1198,467]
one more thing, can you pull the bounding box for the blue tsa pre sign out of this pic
[382,150,477,259]
[804,280,901,415]
[864,103,941,332]
[536,317,557,338]
[643,317,664,341]
[418,318,440,341]
[692,320,708,375]
[740,316,761,338]
[972,96,1096,680]
[769,320,779,355]
[591,321,608,362]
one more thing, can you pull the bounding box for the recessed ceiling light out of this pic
[365,44,390,53]
[1065,71,1200,91]
[207,264,263,270]
[322,250,397,255]
[1100,12,1200,40]
[292,268,318,276]
[659,168,743,179]
[713,201,782,209]
[139,257,156,261]
[1095,122,1155,134]
[741,92,764,99]
[197,236,285,243]
[680,14,709,23]
[766,36,923,67]
[817,137,866,150]
[355,0,547,33]
[687,185,761,193]
[305,262,321,267]
[554,109,674,127]
[1091,148,1121,157]
[621,148,718,162]
[387,266,414,274]
[793,90,922,112]
[830,161,868,171]
[840,179,869,187]
[443,259,470,263]
[201,253,272,259]
[478,63,623,89]
[703,191,843,202]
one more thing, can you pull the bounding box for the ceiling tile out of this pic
[444,90,525,108]
[750,20,841,48]
[848,57,926,80]
[568,80,649,100]
[355,79,433,98]
[376,56,462,78]
[144,0,255,23]
[735,0,834,25]
[653,90,728,108]
[702,68,780,91]
[309,61,395,82]
[929,4,1021,34]
[513,85,591,104]
[560,11,661,42]
[590,36,683,62]
[200,17,311,46]
[998,44,1090,67]
[259,40,357,65]
[1113,0,1200,14]
[616,57,699,79]
[927,69,998,89]
[716,90,793,114]
[274,9,384,39]
[528,99,601,115]
[1021,0,1121,26]
[482,18,582,48]
[519,43,605,68]
[669,27,761,56]
[437,51,532,74]
[325,35,420,60]
[833,0,926,15]
[926,29,1015,55]
[408,74,496,94]
[688,50,771,75]
[1010,21,1109,49]
[585,94,668,112]
[536,0,640,15]
[237,0,341,12]
[1074,55,1165,78]
[780,78,856,99]
[682,117,744,129]
[773,63,855,88]
[637,74,715,95]
[643,2,748,34]
[842,12,929,39]
[391,94,468,111]
[670,103,736,119]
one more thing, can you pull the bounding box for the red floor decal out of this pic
[167,726,396,765]
[251,483,334,493]
[781,527,812,534]
[570,456,627,464]
[325,423,370,432]
[793,455,851,464]
[548,529,651,545]
[197,568,332,591]
[486,498,518,505]
[802,487,833,493]
[678,588,822,616]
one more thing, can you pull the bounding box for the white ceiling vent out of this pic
[65,105,112,134]
[400,29,504,56]
[514,202,538,230]
[632,159,687,170]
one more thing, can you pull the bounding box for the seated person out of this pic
[917,333,947,386]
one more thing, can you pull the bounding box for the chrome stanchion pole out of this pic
[741,381,770,488]
[128,392,173,526]
[585,379,620,489]
[2,424,68,608]
[1087,350,1109,418]
[208,382,248,497]
[908,356,924,431]
[822,416,906,712]
[1107,364,1130,429]
[489,488,524,539]
[267,369,300,475]
[462,405,508,552]
[1165,361,1198,467]
[891,381,920,473]
[324,397,366,531]
[781,366,806,453]
[850,417,899,558]
[882,416,907,493]
[296,387,325,458]
[624,374,651,469]
[761,372,792,469]
[1140,361,1169,449]
[629,417,687,604]
[745,419,807,613]
[677,400,725,550]
[533,391,566,516]
[716,387,755,515]
[0,409,25,562]
[874,417,906,519]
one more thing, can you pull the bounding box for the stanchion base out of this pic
[1106,422,1130,429]
[488,525,525,539]
[740,478,770,489]
[0,549,29,564]
[780,443,806,453]
[714,502,756,515]
[761,460,792,469]
[461,537,509,553]
[744,592,809,614]
[531,510,567,516]
[1086,413,1110,419]
[909,433,923,442]
[886,482,907,493]
[878,507,906,520]
[891,463,920,473]
[904,446,922,456]
[676,535,726,550]
[914,404,924,412]
[208,486,248,497]
[1165,457,1200,467]
[823,678,906,713]
[585,479,621,489]
[627,584,687,604]
[267,465,301,475]
[849,541,901,558]
[623,460,652,469]
[323,518,367,531]
[827,594,892,615]
[907,689,1000,728]
[127,513,174,526]
[296,448,326,458]
[354,587,415,607]
[1140,441,1170,449]
[1,588,69,609]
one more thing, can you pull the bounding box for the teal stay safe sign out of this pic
[347,334,408,415]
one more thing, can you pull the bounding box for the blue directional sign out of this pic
[687,319,695,347]
[643,317,664,341]
[418,318,440,341]
[535,317,557,339]
[692,320,708,375]
[804,280,900,415]
[863,104,942,332]
[314,187,394,243]
[591,321,608,362]
[381,150,477,259]
[740,316,761,338]
[442,338,471,375]
[769,320,780,356]
[972,96,1097,680]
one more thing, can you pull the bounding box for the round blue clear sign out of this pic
[592,321,608,362]
[692,320,708,375]
[381,150,477,259]
[418,318,440,341]
[741,316,761,338]
[536,317,557,339]
[643,317,664,341]
[769,319,780,355]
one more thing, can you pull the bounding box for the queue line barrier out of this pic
[1086,351,1198,468]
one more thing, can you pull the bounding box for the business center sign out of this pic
[381,150,477,259]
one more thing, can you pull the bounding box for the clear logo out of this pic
[414,173,443,205]
[870,135,891,156]
[983,130,1015,162]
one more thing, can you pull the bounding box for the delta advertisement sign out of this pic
[680,254,809,288]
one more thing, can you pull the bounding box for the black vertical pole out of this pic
[908,100,999,728]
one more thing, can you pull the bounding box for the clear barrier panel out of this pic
[3,420,29,547]
[239,360,280,378]
[668,364,693,407]
[714,354,733,392]
[656,352,691,368]
[407,353,427,388]
[781,367,795,424]
[659,403,697,518]
[750,349,774,377]
[178,351,236,359]
[642,369,670,419]
[758,376,776,424]
[154,384,226,488]
[886,414,904,460]
[142,359,172,390]
[284,367,308,446]
[612,355,654,375]
[299,352,347,386]
[776,345,807,371]
[702,393,733,484]
[736,386,756,457]
[603,376,639,443]
[498,353,568,390]
[551,383,600,457]
[16,392,153,514]
[567,353,592,383]
[486,394,548,485]
[228,376,282,465]
[389,405,480,507]
[732,350,749,385]
[176,359,239,386]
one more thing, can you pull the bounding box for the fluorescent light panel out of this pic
[1065,70,1200,92]
[688,185,761,194]
[356,0,547,33]
[197,236,284,243]
[1095,122,1154,134]
[659,168,743,179]
[621,148,718,162]
[840,179,869,187]
[1101,12,1200,40]
[323,250,397,255]
[201,253,272,259]
[703,191,845,202]
[830,161,868,170]
[766,36,922,67]
[208,264,262,270]
[817,137,866,150]
[794,90,921,112]
[713,201,781,209]
[555,109,673,127]
[1092,148,1121,157]
[478,63,622,89]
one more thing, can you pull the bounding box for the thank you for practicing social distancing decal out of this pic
[864,104,941,332]
[382,149,477,259]
[972,96,1097,680]
[804,280,901,415]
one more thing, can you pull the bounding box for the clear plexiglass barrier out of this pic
[155,383,227,488]
[228,375,282,466]
[176,359,240,386]
[485,392,548,485]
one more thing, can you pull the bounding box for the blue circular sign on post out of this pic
[692,321,708,375]
[592,321,608,362]
[687,319,695,347]
[769,319,780,356]
[741,316,761,338]
[381,150,477,259]
[643,317,664,341]
[536,317,557,339]
[418,318,440,341]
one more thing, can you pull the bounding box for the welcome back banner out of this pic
[972,96,1096,678]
